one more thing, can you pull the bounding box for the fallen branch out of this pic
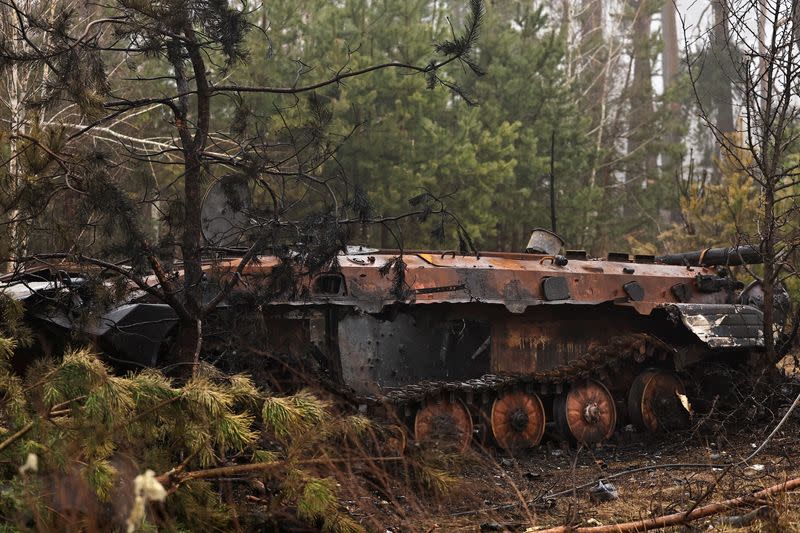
[157,455,405,492]
[0,421,34,453]
[535,475,800,533]
[714,505,777,529]
[451,463,719,518]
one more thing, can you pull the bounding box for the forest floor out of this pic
[432,420,800,532]
[336,359,800,533]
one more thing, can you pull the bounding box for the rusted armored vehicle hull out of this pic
[218,239,776,450]
[259,301,749,449]
[1,232,784,451]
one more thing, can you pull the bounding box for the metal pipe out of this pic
[656,245,762,266]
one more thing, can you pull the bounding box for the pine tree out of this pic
[0,0,487,367]
[0,294,449,531]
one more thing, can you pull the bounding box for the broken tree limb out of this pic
[534,475,800,533]
[714,505,777,528]
[0,421,34,453]
[157,455,406,493]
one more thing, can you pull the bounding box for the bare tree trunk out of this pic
[713,0,735,134]
[6,62,24,271]
[578,0,612,254]
[662,1,679,86]
[762,182,776,363]
[626,0,656,212]
[758,0,766,86]
[580,0,605,185]
[561,0,574,80]
[2,0,61,265]
[168,26,211,369]
[579,0,605,156]
[660,0,681,189]
[2,6,28,271]
[629,0,655,161]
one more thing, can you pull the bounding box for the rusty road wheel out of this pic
[628,369,690,432]
[490,391,545,452]
[414,398,473,451]
[554,380,616,445]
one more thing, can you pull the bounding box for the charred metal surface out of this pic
[3,225,791,455]
[623,281,644,301]
[695,272,744,293]
[0,238,787,454]
[665,303,764,348]
[739,280,791,326]
[541,277,570,301]
[489,308,639,375]
[378,333,671,405]
[671,283,692,303]
[525,228,564,255]
[0,268,179,366]
[414,284,467,295]
[0,237,778,407]
[261,316,313,357]
[35,304,178,366]
[337,308,490,395]
[215,250,729,316]
[566,250,588,260]
[657,245,762,266]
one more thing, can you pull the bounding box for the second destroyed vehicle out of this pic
[2,229,789,451]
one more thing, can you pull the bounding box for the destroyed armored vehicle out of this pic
[0,229,789,451]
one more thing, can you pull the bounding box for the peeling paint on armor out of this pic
[664,303,764,348]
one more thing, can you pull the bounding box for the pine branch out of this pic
[0,421,34,453]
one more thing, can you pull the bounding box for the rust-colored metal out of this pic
[414,398,473,451]
[489,311,634,375]
[555,380,616,445]
[628,369,689,432]
[2,233,776,451]
[212,249,729,315]
[490,391,545,451]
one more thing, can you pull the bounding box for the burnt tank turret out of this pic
[1,230,788,451]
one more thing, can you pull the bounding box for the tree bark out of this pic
[626,0,656,214]
[2,5,27,271]
[713,0,735,134]
[168,24,212,367]
[762,179,776,364]
[661,1,679,87]
[579,0,605,172]
[659,0,682,217]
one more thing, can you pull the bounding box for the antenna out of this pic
[549,130,557,234]
[200,176,252,248]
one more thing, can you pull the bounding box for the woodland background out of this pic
[0,0,767,260]
[0,0,799,531]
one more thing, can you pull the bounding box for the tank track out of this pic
[355,333,672,409]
